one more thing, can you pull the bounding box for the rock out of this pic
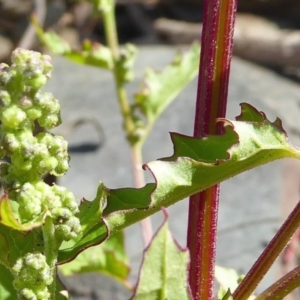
[61,273,131,300]
[45,46,300,298]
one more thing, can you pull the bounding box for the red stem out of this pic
[233,201,300,299]
[256,264,300,299]
[187,1,237,299]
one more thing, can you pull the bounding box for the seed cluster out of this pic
[0,49,82,299]
[12,252,53,300]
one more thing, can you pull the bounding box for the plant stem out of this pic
[102,0,152,246]
[103,0,135,138]
[255,264,300,300]
[186,1,237,299]
[102,0,119,59]
[43,216,59,298]
[131,144,153,245]
[233,200,300,299]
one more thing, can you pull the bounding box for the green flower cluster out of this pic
[0,49,60,130]
[0,48,81,234]
[0,48,82,299]
[12,252,53,300]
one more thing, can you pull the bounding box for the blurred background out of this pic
[2,1,300,300]
[1,0,300,79]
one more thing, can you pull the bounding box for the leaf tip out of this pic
[236,102,266,122]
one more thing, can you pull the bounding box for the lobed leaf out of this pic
[134,43,200,123]
[58,183,108,264]
[130,211,192,300]
[58,104,300,264]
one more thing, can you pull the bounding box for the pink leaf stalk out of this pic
[186,1,237,299]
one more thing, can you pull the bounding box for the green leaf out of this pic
[59,231,131,288]
[0,195,46,231]
[56,276,70,300]
[59,104,300,264]
[215,266,256,300]
[115,43,137,83]
[220,290,234,300]
[76,182,107,235]
[0,264,15,300]
[32,17,114,69]
[0,223,43,269]
[131,214,192,300]
[134,43,200,123]
[103,103,300,235]
[57,183,108,264]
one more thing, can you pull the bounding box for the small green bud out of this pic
[56,216,81,240]
[37,156,58,174]
[52,158,69,176]
[12,252,52,293]
[25,254,44,270]
[24,73,47,90]
[38,113,61,129]
[52,207,72,221]
[2,132,20,153]
[49,135,68,155]
[2,105,26,128]
[62,191,78,213]
[26,107,42,120]
[12,155,32,171]
[0,63,12,86]
[11,48,52,77]
[12,257,23,274]
[0,90,11,107]
[35,288,51,300]
[37,132,53,147]
[18,288,37,300]
[35,92,60,114]
[18,183,43,220]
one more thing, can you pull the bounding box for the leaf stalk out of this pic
[43,216,60,298]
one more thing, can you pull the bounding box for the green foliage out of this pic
[2,47,300,298]
[0,264,16,299]
[0,48,82,299]
[0,0,299,297]
[58,104,300,265]
[12,252,53,299]
[131,214,192,300]
[134,43,200,124]
[59,231,130,288]
[0,266,68,300]
[33,14,200,146]
[32,17,114,70]
[215,266,255,300]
